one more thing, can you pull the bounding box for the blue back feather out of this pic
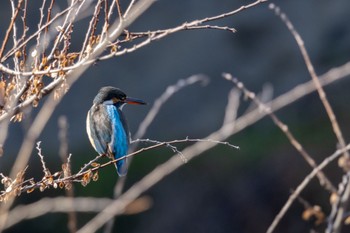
[105,105,129,176]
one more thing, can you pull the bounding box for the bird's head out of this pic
[93,86,146,107]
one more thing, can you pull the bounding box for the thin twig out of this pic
[269,3,349,162]
[124,0,137,17]
[78,154,104,174]
[43,0,56,57]
[35,0,47,68]
[79,0,104,60]
[19,0,28,46]
[36,141,51,177]
[115,0,123,20]
[0,0,24,59]
[132,138,187,163]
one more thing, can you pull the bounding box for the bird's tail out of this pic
[115,158,128,176]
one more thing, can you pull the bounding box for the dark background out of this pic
[1,0,350,232]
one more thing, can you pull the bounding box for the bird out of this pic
[86,86,146,176]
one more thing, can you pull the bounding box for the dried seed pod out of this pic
[59,182,65,189]
[92,171,99,182]
[81,170,92,187]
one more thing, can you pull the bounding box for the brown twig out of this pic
[10,0,21,77]
[115,0,123,20]
[43,0,56,56]
[79,0,104,60]
[101,0,109,41]
[0,0,24,59]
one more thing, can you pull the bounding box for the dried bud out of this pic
[92,171,99,181]
[91,162,100,167]
[11,112,23,122]
[41,56,48,66]
[330,192,338,204]
[15,50,22,58]
[111,45,118,53]
[302,205,325,226]
[26,187,35,193]
[59,182,65,189]
[0,80,6,108]
[338,156,350,171]
[345,216,350,225]
[81,170,92,187]
[62,163,71,178]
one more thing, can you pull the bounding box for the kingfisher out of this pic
[86,86,146,176]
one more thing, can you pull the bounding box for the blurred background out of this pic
[1,0,350,232]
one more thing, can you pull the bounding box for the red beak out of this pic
[124,97,147,105]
